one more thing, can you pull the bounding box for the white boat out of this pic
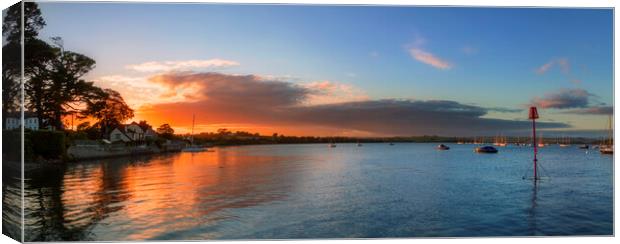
[537,132,545,148]
[558,136,570,147]
[493,134,507,147]
[329,142,337,148]
[182,114,211,152]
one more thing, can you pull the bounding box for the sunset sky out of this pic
[35,3,613,137]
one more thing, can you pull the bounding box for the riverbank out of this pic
[66,142,183,161]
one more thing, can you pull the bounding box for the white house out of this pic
[109,122,145,142]
[5,112,40,130]
[137,123,158,140]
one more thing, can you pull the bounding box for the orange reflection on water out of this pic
[55,148,299,240]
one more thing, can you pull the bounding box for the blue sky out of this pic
[33,3,614,136]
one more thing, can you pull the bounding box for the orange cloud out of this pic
[302,80,368,105]
[135,72,567,137]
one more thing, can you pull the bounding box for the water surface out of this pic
[5,143,613,240]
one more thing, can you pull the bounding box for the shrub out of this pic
[28,130,66,160]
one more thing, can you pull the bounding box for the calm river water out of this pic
[3,143,614,241]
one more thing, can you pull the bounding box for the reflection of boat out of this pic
[475,146,498,153]
[600,116,613,154]
[182,114,209,152]
[436,144,450,150]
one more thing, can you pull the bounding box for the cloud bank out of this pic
[138,72,567,136]
[529,88,612,116]
[530,88,592,109]
[562,106,613,115]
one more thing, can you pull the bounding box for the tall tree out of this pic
[2,2,54,122]
[3,2,115,131]
[43,46,100,129]
[2,1,46,43]
[2,2,98,131]
[156,124,175,139]
[81,89,134,138]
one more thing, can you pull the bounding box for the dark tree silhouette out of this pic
[82,89,134,138]
[2,2,55,124]
[156,124,175,139]
[2,2,132,132]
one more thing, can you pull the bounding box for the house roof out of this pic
[111,123,150,141]
[111,127,133,141]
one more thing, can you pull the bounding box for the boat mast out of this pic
[191,114,195,145]
[608,115,613,146]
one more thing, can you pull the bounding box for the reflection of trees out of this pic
[21,149,303,241]
[24,164,72,241]
[23,156,162,241]
[2,163,22,241]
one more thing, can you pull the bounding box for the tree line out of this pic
[2,2,133,138]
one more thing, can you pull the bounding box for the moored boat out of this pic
[599,116,613,154]
[475,146,498,153]
[600,145,613,154]
[578,144,589,149]
[537,132,546,148]
[436,144,450,150]
[182,114,211,153]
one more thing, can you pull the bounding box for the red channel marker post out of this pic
[529,107,539,181]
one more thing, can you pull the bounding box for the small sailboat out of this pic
[182,114,208,152]
[559,136,570,147]
[328,142,337,148]
[496,134,507,147]
[537,133,545,148]
[600,116,613,154]
[356,141,362,147]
